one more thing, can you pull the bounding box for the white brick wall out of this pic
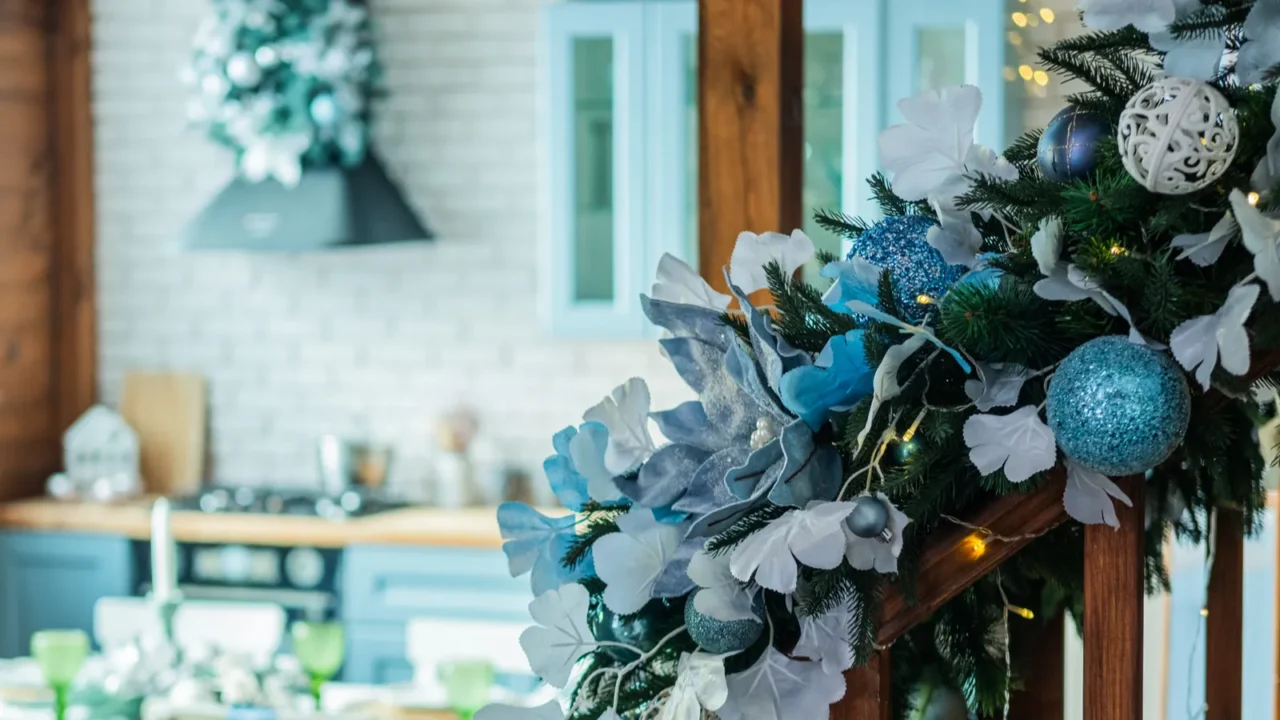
[90,0,691,495]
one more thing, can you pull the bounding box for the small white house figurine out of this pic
[48,405,141,501]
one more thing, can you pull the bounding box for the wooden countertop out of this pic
[0,497,532,549]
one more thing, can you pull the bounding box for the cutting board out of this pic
[119,372,206,495]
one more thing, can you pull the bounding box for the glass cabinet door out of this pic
[885,0,1007,150]
[543,4,648,337]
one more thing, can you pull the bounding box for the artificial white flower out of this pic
[853,332,931,450]
[659,653,729,720]
[584,378,657,474]
[928,199,983,267]
[963,405,1057,484]
[879,86,983,202]
[964,362,1031,412]
[1063,459,1132,528]
[567,423,623,503]
[475,701,567,720]
[1170,283,1260,390]
[652,253,732,311]
[1229,189,1280,302]
[843,493,910,574]
[687,548,758,623]
[1150,4,1228,81]
[729,230,816,294]
[593,508,684,614]
[1077,0,1177,32]
[518,584,595,688]
[729,502,854,594]
[1030,217,1064,276]
[1253,92,1280,192]
[1237,0,1280,85]
[792,606,855,675]
[716,647,846,720]
[1171,212,1236,267]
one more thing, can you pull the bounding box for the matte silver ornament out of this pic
[846,494,893,542]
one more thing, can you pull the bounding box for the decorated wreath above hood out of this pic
[184,0,380,188]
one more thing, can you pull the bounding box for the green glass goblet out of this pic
[290,621,345,706]
[30,629,89,720]
[438,659,494,720]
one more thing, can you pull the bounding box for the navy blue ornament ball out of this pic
[1047,336,1190,476]
[846,215,967,319]
[1037,106,1110,182]
[684,596,764,654]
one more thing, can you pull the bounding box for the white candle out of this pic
[150,498,178,604]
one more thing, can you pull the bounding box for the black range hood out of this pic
[184,154,432,251]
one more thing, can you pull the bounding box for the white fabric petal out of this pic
[792,607,855,675]
[729,230,816,294]
[879,86,982,202]
[1078,0,1177,31]
[962,406,1057,483]
[1171,212,1235,267]
[584,378,657,474]
[787,502,855,571]
[717,648,846,720]
[963,362,1031,412]
[1063,460,1133,528]
[1170,283,1260,390]
[689,548,758,623]
[660,652,730,720]
[1030,217,1064,277]
[927,199,982,267]
[652,253,733,311]
[1229,189,1280,302]
[519,584,595,688]
[593,508,684,614]
[729,512,798,592]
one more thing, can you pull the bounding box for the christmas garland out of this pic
[483,2,1280,718]
[183,0,381,187]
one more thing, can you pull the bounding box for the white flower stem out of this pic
[609,625,689,713]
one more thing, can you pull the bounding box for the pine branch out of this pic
[705,505,788,555]
[562,509,626,570]
[815,208,872,240]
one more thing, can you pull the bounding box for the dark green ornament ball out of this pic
[589,595,685,662]
[684,597,764,654]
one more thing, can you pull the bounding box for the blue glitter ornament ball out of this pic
[1047,336,1190,476]
[685,597,764,654]
[1037,106,1110,182]
[846,215,967,319]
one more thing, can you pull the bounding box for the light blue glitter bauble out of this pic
[846,215,967,319]
[685,597,764,654]
[1047,336,1190,476]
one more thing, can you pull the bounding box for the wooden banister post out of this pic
[835,649,892,720]
[696,0,803,292]
[1206,507,1244,720]
[1008,611,1065,720]
[1084,475,1145,720]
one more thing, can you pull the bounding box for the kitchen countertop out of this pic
[0,497,545,549]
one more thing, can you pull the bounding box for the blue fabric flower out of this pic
[497,502,589,596]
[957,252,1005,290]
[542,422,617,511]
[820,258,882,309]
[779,330,875,429]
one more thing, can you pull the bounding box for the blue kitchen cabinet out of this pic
[541,0,1006,337]
[341,544,529,684]
[0,531,134,658]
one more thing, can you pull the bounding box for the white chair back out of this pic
[172,601,286,666]
[94,596,161,649]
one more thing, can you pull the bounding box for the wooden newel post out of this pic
[1206,507,1244,720]
[1084,475,1146,720]
[835,650,892,720]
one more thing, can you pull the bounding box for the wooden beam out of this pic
[1083,475,1145,720]
[0,1,56,501]
[48,0,97,438]
[1206,507,1244,720]
[835,649,892,720]
[877,474,1069,645]
[1008,612,1065,720]
[697,0,803,291]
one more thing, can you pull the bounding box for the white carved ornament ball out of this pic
[1117,76,1239,195]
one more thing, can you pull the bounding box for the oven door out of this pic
[132,541,342,624]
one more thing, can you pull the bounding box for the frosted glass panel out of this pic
[803,33,844,283]
[572,37,615,302]
[916,27,966,92]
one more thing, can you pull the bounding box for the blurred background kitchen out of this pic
[1,0,1272,719]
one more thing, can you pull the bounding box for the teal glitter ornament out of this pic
[846,215,967,320]
[684,597,764,654]
[1047,336,1190,476]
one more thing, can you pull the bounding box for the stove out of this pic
[170,485,409,519]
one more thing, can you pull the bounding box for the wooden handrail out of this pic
[877,473,1069,645]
